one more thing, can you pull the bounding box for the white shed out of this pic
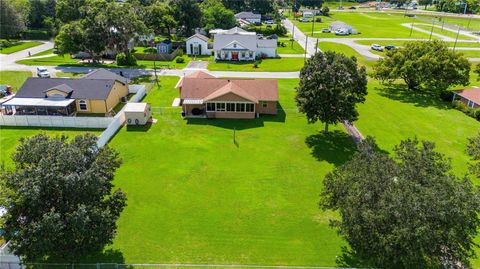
[124,103,152,125]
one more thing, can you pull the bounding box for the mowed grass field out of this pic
[109,77,349,265]
[0,41,43,54]
[0,71,33,90]
[208,58,306,72]
[292,12,480,39]
[355,39,480,48]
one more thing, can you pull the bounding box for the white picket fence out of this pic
[0,114,114,128]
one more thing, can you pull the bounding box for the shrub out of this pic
[176,57,184,63]
[453,100,475,117]
[144,47,157,54]
[177,48,184,57]
[21,29,50,40]
[439,90,454,102]
[253,59,262,68]
[116,52,137,66]
[474,109,480,120]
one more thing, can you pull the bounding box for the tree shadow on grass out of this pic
[126,122,152,132]
[79,249,127,264]
[305,130,357,166]
[377,84,452,110]
[335,246,373,268]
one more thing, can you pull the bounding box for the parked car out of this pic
[264,20,275,24]
[349,6,357,9]
[36,66,50,78]
[315,18,322,22]
[371,44,384,51]
[298,17,310,22]
[334,29,349,36]
[322,28,330,33]
[254,22,262,26]
[338,6,344,10]
[385,45,397,50]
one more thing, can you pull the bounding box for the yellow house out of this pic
[3,69,130,116]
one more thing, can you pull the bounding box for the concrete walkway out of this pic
[0,41,54,71]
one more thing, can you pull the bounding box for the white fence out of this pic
[0,115,114,129]
[96,112,125,148]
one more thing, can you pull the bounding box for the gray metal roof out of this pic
[15,77,117,100]
[235,12,261,19]
[82,68,131,84]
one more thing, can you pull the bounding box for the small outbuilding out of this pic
[156,40,172,54]
[124,102,152,125]
[453,87,480,109]
[329,21,357,34]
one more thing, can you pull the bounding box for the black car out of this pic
[385,45,397,50]
[349,6,356,9]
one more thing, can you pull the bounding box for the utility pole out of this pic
[429,20,435,41]
[304,35,308,63]
[409,15,416,37]
[311,15,315,36]
[453,26,460,53]
[315,38,319,54]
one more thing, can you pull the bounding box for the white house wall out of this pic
[186,37,211,56]
[256,47,276,58]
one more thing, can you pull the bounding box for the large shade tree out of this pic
[56,0,87,23]
[373,40,470,91]
[295,51,367,133]
[144,1,177,37]
[201,0,237,32]
[467,132,480,178]
[0,133,127,262]
[0,0,26,39]
[321,137,480,268]
[173,0,202,36]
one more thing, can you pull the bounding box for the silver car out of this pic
[36,66,50,78]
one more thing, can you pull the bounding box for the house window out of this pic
[233,43,237,48]
[246,103,254,112]
[79,100,88,111]
[216,102,226,111]
[206,103,215,112]
[236,103,245,112]
[262,101,268,108]
[241,52,245,58]
[226,103,235,112]
[467,100,475,108]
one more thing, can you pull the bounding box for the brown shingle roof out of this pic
[455,88,480,105]
[204,82,259,103]
[176,71,216,88]
[180,78,278,102]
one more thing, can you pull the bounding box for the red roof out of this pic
[180,78,278,102]
[455,88,480,105]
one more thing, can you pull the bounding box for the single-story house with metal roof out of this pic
[1,69,129,116]
[453,87,480,109]
[176,71,278,119]
[235,12,261,23]
[212,27,277,61]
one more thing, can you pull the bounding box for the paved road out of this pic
[0,41,54,72]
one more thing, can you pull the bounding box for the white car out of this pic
[334,29,349,36]
[264,20,275,24]
[37,66,50,78]
[371,44,384,52]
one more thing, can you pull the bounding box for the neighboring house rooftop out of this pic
[212,27,256,36]
[454,87,480,104]
[16,78,118,100]
[187,33,209,42]
[82,68,131,84]
[180,78,278,103]
[176,71,216,88]
[235,11,261,19]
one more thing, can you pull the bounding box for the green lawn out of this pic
[412,23,477,40]
[108,76,349,265]
[415,14,480,31]
[299,12,435,38]
[355,39,480,48]
[277,38,306,54]
[56,72,85,78]
[208,57,305,72]
[30,48,54,57]
[0,41,43,54]
[368,47,479,58]
[0,71,32,91]
[317,41,374,68]
[16,53,195,69]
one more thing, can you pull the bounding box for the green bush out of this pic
[474,109,480,120]
[453,100,475,118]
[439,90,454,102]
[144,47,157,54]
[177,48,184,57]
[116,52,137,66]
[0,40,21,48]
[253,59,262,68]
[176,57,185,63]
[21,29,50,40]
